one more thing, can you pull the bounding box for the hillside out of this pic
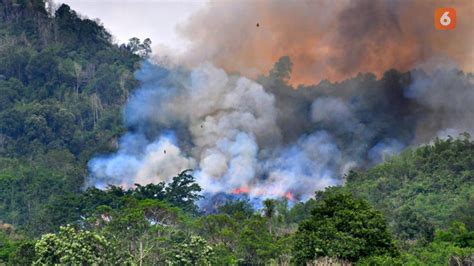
[0,0,142,235]
[347,135,474,236]
[0,1,472,265]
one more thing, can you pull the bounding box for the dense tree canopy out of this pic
[347,135,474,237]
[34,225,117,265]
[0,0,142,235]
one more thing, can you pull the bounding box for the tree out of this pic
[133,182,166,201]
[126,37,141,54]
[293,187,398,264]
[34,225,118,265]
[346,135,474,238]
[9,241,36,265]
[101,199,183,265]
[268,56,292,82]
[126,37,152,57]
[0,0,141,237]
[0,230,16,263]
[450,196,474,231]
[287,198,317,224]
[238,216,279,264]
[167,235,215,265]
[140,38,152,57]
[262,199,277,234]
[164,170,203,213]
[196,214,238,248]
[218,199,254,219]
[435,222,474,248]
[394,206,435,242]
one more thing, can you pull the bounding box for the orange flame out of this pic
[231,187,250,194]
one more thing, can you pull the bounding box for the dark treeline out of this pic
[0,1,473,265]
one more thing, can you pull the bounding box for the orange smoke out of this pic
[180,0,474,85]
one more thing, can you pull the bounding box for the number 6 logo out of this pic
[440,11,451,26]
[435,8,456,30]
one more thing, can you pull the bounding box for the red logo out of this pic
[435,8,456,30]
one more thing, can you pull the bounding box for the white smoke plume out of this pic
[88,60,349,200]
[88,58,474,201]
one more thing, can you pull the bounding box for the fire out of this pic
[231,186,295,201]
[231,187,250,195]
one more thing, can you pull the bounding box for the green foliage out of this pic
[357,254,404,266]
[167,235,215,265]
[9,241,36,265]
[211,244,238,265]
[263,199,277,234]
[196,214,238,248]
[0,158,82,236]
[435,222,474,248]
[76,170,202,218]
[287,198,317,224]
[195,203,293,265]
[347,135,474,240]
[397,242,473,266]
[0,231,16,263]
[218,199,254,219]
[293,187,398,264]
[0,222,35,265]
[99,199,184,265]
[237,216,281,264]
[393,206,435,242]
[0,0,143,235]
[163,169,203,213]
[34,225,117,265]
[450,196,474,231]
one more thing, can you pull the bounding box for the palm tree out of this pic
[262,199,277,234]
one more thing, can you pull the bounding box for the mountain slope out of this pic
[347,134,474,241]
[0,0,141,235]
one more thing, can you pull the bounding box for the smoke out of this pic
[405,69,474,141]
[88,61,345,199]
[177,0,474,84]
[87,56,474,201]
[87,0,474,203]
[89,132,196,188]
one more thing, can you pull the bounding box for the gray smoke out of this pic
[88,58,474,201]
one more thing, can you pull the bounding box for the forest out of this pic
[0,1,473,265]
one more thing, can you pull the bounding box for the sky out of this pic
[54,0,207,52]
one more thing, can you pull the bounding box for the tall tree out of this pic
[262,199,277,234]
[293,187,398,264]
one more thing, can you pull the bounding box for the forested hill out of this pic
[0,0,146,235]
[347,135,474,235]
[0,1,473,265]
